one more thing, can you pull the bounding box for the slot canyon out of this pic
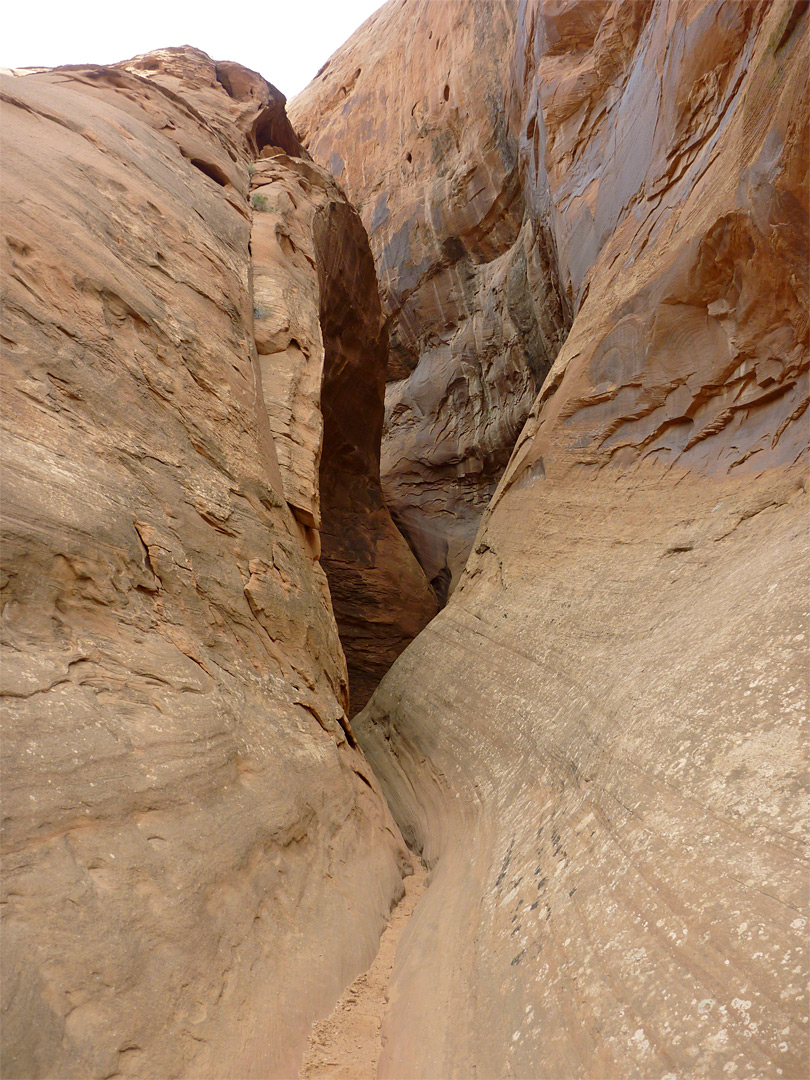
[1,2,807,1078]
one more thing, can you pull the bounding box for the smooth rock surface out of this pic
[0,47,419,1078]
[351,2,809,1077]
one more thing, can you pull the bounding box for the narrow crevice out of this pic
[312,198,437,717]
[298,854,429,1080]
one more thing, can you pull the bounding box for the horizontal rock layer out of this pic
[0,47,423,1078]
[351,1,809,1077]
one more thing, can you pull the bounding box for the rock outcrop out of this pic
[334,2,806,1077]
[291,1,571,601]
[0,47,429,1077]
[2,2,808,1077]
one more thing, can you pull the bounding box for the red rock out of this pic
[291,2,571,601]
[3,2,808,1075]
[248,146,437,716]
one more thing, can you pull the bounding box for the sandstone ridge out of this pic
[0,45,431,1078]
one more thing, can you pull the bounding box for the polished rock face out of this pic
[0,47,424,1078]
[348,2,809,1077]
[291,1,571,601]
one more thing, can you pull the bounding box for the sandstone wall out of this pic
[0,48,424,1077]
[3,3,808,1076]
[291,0,571,602]
[350,2,809,1076]
[248,146,436,716]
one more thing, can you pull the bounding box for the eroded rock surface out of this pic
[349,2,809,1077]
[291,1,571,601]
[3,3,808,1077]
[314,194,439,714]
[0,47,422,1078]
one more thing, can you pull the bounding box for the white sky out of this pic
[1,0,384,100]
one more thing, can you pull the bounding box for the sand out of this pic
[299,857,428,1079]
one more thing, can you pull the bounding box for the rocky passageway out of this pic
[247,144,437,720]
[294,1,810,1078]
[299,856,428,1080]
[1,2,807,1078]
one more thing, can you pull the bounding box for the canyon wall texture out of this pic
[291,1,571,601]
[2,2,808,1078]
[0,48,429,1077]
[339,1,808,1077]
[248,145,436,715]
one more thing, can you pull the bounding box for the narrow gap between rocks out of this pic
[311,196,438,718]
[247,162,434,1076]
[247,131,567,1074]
[298,854,428,1080]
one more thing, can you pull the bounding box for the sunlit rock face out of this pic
[291,1,571,601]
[334,2,807,1078]
[0,47,425,1078]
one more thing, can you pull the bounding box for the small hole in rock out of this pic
[189,158,229,187]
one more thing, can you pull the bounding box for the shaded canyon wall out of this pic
[291,0,571,601]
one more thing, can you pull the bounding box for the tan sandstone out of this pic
[0,47,426,1078]
[336,2,808,1077]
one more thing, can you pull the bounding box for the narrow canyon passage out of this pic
[299,856,428,1080]
[1,2,807,1078]
[292,3,809,1077]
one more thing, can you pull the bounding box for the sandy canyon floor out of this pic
[300,857,428,1080]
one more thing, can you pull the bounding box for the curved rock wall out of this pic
[291,1,571,601]
[351,2,809,1077]
[3,4,807,1076]
[313,197,439,714]
[0,48,422,1078]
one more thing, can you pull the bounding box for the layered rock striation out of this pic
[339,1,809,1077]
[2,3,808,1078]
[0,47,429,1077]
